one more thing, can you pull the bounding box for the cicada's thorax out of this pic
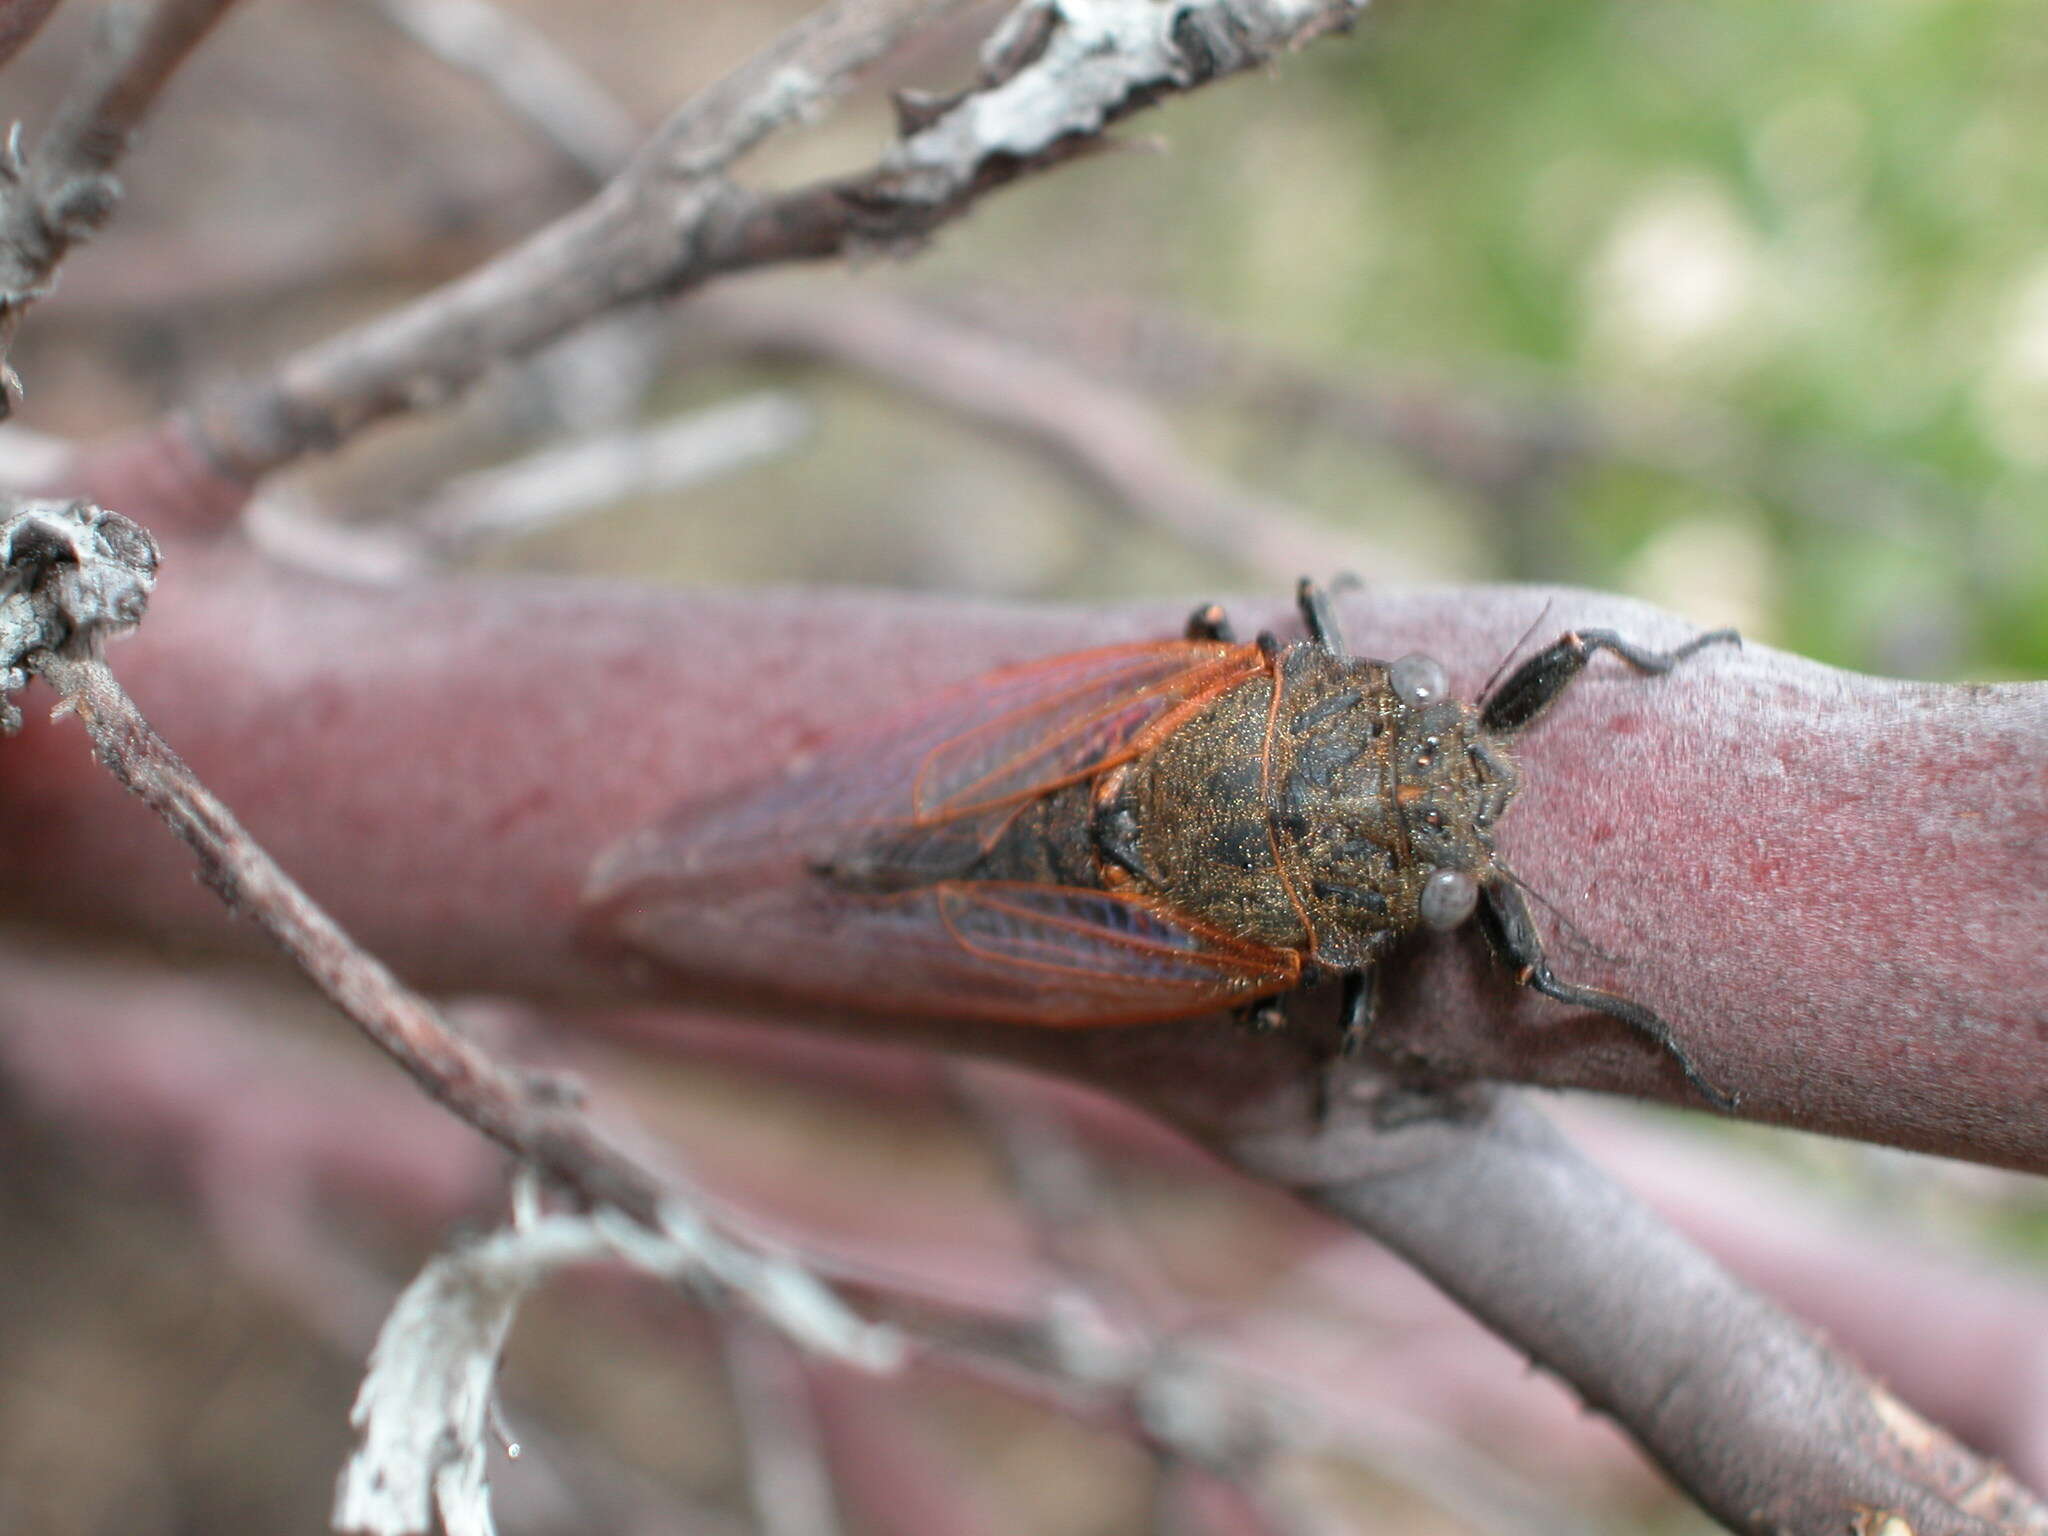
[1089,642,1518,969]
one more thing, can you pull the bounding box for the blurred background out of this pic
[12,0,2048,679]
[2,0,2045,1533]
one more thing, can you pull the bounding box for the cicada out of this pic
[586,583,1739,1108]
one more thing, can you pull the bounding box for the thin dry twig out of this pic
[721,1315,846,1536]
[187,0,1366,479]
[42,643,882,1337]
[0,498,895,1396]
[243,389,813,579]
[686,286,1393,586]
[44,646,674,1213]
[364,0,637,179]
[0,0,62,71]
[188,0,974,473]
[490,9,1377,593]
[0,0,243,407]
[413,391,812,554]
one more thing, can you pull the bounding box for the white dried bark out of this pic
[0,498,156,730]
[891,0,1365,197]
[334,1204,901,1536]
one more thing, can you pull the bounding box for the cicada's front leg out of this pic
[1185,602,1237,643]
[1477,881,1738,1111]
[1480,627,1739,734]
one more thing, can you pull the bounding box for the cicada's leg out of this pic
[1295,577,1348,656]
[1477,882,1738,1112]
[1185,602,1237,643]
[1231,969,1378,1125]
[1480,626,1739,735]
[1232,995,1289,1033]
[1337,968,1376,1056]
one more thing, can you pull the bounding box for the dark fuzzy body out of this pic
[829,639,1514,975]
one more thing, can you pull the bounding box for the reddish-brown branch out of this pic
[6,565,2040,1168]
[1250,1076,2045,1536]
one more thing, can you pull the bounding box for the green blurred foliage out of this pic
[523,2,2048,687]
[1181,0,2048,679]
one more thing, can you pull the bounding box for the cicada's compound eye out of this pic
[1390,652,1449,708]
[1419,867,1479,930]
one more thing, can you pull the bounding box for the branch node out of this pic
[43,171,123,238]
[0,497,157,730]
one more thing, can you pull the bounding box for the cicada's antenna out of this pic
[1476,600,1555,715]
[1493,859,1623,965]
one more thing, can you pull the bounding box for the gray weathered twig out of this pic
[685,286,1396,586]
[0,0,62,72]
[244,390,813,580]
[187,0,1366,479]
[0,0,242,409]
[0,496,154,728]
[363,0,638,179]
[0,499,894,1399]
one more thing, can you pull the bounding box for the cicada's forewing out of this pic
[932,882,1299,1023]
[911,642,1269,817]
[589,639,1264,897]
[583,638,1286,1025]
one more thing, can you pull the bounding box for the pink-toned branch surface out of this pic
[6,542,2036,1167]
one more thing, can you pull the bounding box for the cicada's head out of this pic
[1382,652,1521,933]
[1265,640,1526,964]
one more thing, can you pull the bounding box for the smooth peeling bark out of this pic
[0,552,2041,1168]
